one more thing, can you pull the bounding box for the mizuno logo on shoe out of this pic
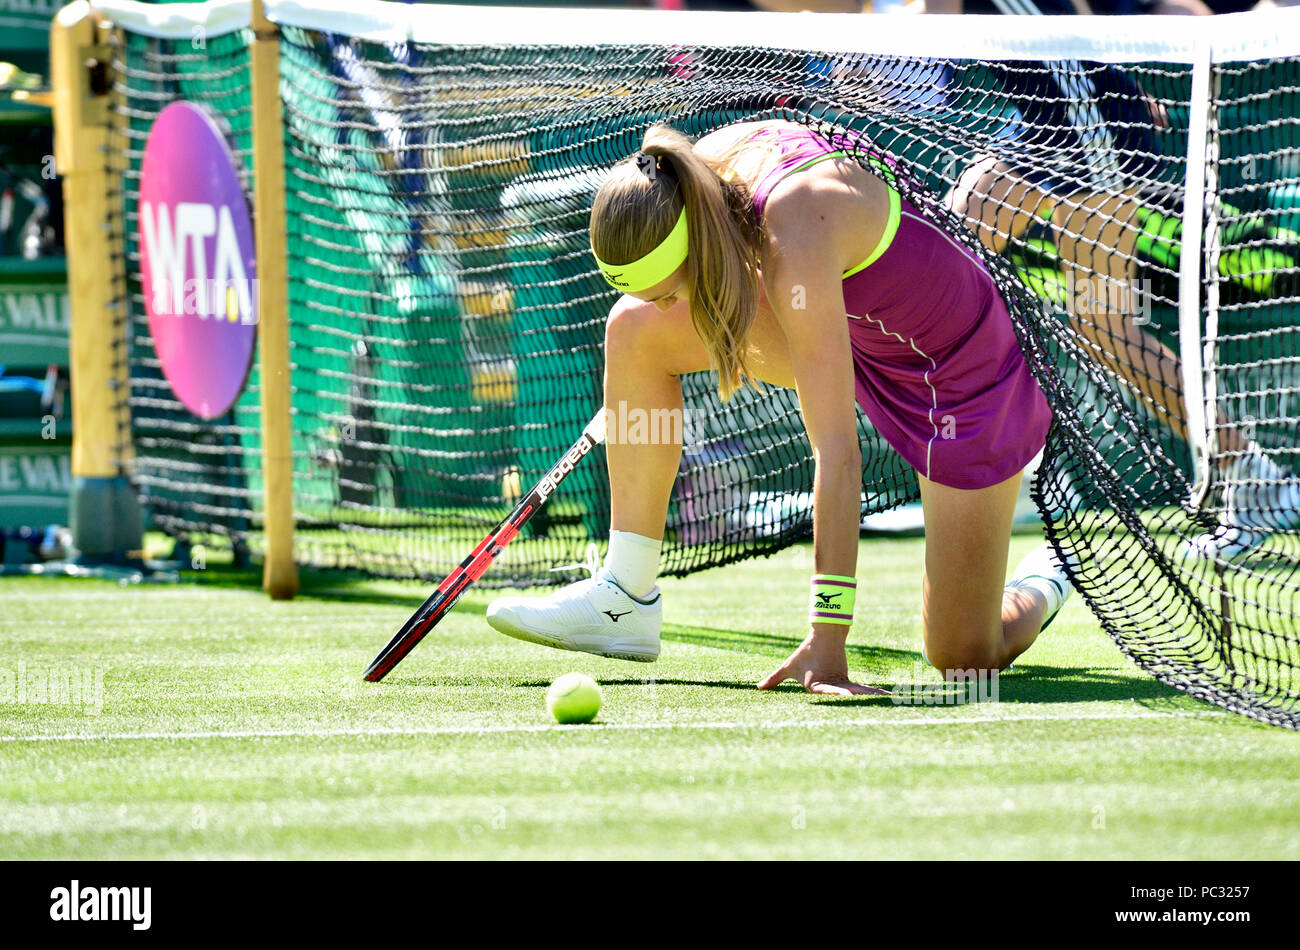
[604,610,631,622]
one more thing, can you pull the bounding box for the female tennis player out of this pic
[487,120,1074,694]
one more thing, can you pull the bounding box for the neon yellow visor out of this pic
[592,209,688,294]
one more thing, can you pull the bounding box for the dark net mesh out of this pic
[105,17,1300,726]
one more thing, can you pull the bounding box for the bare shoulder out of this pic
[763,166,852,213]
[762,164,889,279]
[762,176,847,243]
[692,118,801,161]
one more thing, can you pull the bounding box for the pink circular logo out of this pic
[138,102,257,420]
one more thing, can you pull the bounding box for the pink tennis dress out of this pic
[748,125,1052,491]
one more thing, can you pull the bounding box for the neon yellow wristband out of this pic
[810,574,856,626]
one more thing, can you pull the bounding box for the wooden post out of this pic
[54,1,141,560]
[250,0,298,599]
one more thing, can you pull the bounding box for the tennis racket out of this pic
[363,409,608,682]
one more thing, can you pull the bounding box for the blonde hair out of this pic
[590,124,763,401]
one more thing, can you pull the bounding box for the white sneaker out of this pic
[1005,544,1074,633]
[1182,451,1300,561]
[486,567,662,662]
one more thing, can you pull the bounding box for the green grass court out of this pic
[4,535,1299,860]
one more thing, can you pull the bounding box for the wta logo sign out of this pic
[138,102,257,420]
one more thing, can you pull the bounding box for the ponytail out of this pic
[590,124,763,400]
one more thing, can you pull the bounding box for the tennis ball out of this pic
[547,672,602,724]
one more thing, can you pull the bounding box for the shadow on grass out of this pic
[664,623,1187,706]
[181,569,1190,710]
[663,623,914,669]
[180,563,461,611]
[375,674,805,693]
[401,620,1187,708]
[512,677,804,693]
[992,665,1185,704]
[804,665,1186,706]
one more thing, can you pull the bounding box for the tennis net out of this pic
[89,0,1300,725]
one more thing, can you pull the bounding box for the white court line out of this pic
[0,615,404,629]
[0,709,1224,743]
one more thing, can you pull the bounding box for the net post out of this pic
[1199,64,1223,493]
[251,0,298,599]
[1178,40,1214,509]
[54,1,142,563]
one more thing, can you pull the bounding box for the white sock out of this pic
[1007,575,1066,621]
[604,529,661,600]
[1005,546,1069,621]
